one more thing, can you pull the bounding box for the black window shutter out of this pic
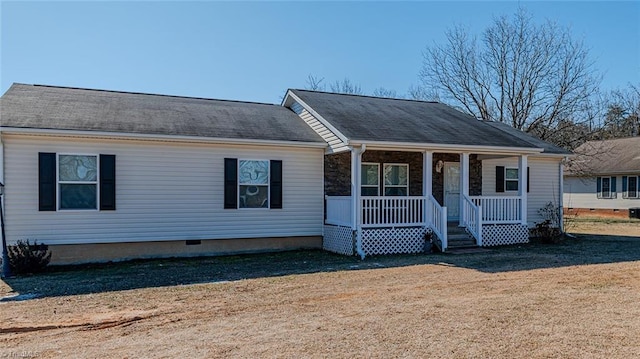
[100,154,116,210]
[224,158,238,209]
[622,176,628,198]
[527,167,530,193]
[270,160,283,209]
[495,166,505,193]
[611,176,617,198]
[596,177,602,198]
[38,152,57,211]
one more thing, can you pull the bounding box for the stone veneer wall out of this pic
[432,153,482,205]
[324,151,482,200]
[325,152,352,196]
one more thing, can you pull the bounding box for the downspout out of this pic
[559,159,565,232]
[0,132,4,186]
[352,144,366,259]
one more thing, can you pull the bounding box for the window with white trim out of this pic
[58,154,98,210]
[238,160,269,208]
[361,163,380,196]
[505,168,519,191]
[383,164,408,196]
[597,176,616,199]
[623,175,639,198]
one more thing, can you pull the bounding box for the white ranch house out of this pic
[0,84,570,264]
[564,137,640,219]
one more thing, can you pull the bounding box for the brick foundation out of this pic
[564,207,633,219]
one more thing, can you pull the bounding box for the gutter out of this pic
[348,140,545,155]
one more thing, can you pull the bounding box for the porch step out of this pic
[447,233,477,249]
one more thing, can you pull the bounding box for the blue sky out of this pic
[1,1,639,104]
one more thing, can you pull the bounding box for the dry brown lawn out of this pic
[1,221,639,358]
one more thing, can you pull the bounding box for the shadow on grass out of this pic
[2,232,639,299]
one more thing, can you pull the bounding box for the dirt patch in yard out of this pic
[566,218,640,236]
[1,221,639,358]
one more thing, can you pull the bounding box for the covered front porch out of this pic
[323,146,533,257]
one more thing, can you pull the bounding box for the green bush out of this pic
[8,240,52,274]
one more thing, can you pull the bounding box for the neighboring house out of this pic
[563,137,640,218]
[0,84,571,264]
[282,90,570,257]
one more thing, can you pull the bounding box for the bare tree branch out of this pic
[419,8,601,149]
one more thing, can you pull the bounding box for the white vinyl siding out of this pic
[290,102,348,153]
[564,175,640,210]
[483,156,562,227]
[3,134,324,245]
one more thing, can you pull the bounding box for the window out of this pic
[39,153,116,211]
[505,168,519,191]
[597,176,616,199]
[361,163,379,196]
[224,158,282,209]
[383,164,408,196]
[623,175,639,199]
[495,166,529,193]
[58,154,98,210]
[238,160,269,208]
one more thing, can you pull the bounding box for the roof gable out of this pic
[288,89,570,154]
[1,84,325,144]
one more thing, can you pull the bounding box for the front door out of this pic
[444,162,460,221]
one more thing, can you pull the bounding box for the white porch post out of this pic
[350,147,359,230]
[351,145,366,259]
[423,151,433,226]
[519,154,528,225]
[459,153,470,226]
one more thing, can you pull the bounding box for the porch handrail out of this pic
[469,196,521,224]
[462,195,483,246]
[427,195,447,252]
[325,196,352,227]
[361,196,425,228]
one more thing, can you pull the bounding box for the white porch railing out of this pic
[427,195,447,251]
[470,196,522,224]
[462,195,482,246]
[325,196,352,227]
[361,196,426,227]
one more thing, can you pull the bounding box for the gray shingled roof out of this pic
[566,137,640,175]
[290,89,571,154]
[0,84,325,144]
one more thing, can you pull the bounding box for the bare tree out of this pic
[601,83,640,138]
[420,8,600,142]
[372,87,400,98]
[329,78,364,95]
[305,74,326,91]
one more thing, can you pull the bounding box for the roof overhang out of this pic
[282,90,351,144]
[0,127,328,149]
[347,140,545,156]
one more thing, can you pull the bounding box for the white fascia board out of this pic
[0,127,328,149]
[531,153,575,158]
[283,91,351,144]
[348,140,545,155]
